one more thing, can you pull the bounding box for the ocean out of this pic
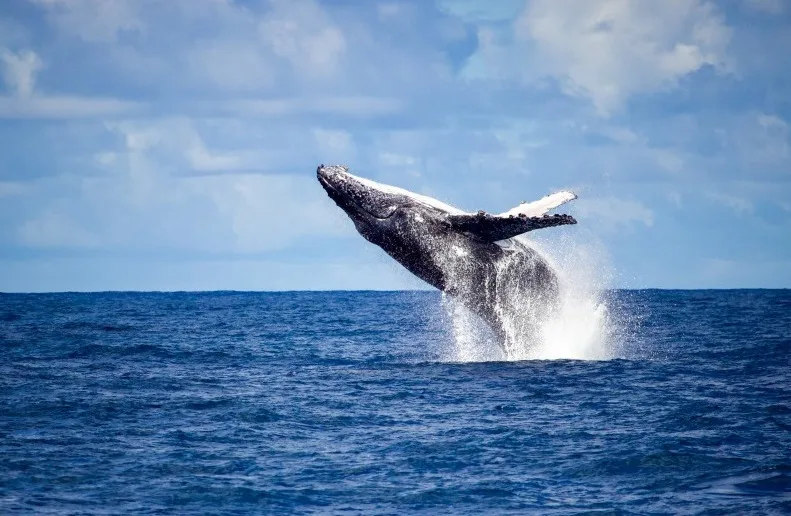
[1,290,789,514]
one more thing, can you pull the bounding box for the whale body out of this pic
[317,165,577,352]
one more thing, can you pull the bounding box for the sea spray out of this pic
[440,233,623,362]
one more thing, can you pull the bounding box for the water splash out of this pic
[441,233,625,362]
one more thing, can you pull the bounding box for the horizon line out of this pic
[1,287,789,295]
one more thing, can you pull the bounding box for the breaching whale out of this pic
[317,164,577,353]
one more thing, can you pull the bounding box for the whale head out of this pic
[317,165,403,220]
[317,164,449,243]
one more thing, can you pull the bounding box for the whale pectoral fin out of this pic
[447,212,577,242]
[498,191,577,218]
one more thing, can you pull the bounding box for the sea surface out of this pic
[1,290,790,514]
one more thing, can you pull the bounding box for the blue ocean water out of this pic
[1,290,790,514]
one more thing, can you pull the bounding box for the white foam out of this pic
[440,233,622,362]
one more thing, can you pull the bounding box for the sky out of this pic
[0,0,789,291]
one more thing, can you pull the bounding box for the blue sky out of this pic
[0,0,789,291]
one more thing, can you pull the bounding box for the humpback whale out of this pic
[317,164,577,353]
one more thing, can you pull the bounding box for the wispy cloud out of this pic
[0,95,143,119]
[705,192,754,215]
[574,197,655,232]
[18,210,100,248]
[12,116,354,253]
[462,0,732,115]
[0,48,41,97]
[30,0,144,42]
[0,48,144,118]
[215,97,404,117]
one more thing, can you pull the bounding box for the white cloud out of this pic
[437,0,525,23]
[710,112,791,168]
[106,118,247,172]
[15,117,354,253]
[217,97,404,117]
[706,192,754,215]
[103,117,312,174]
[314,128,356,163]
[188,39,275,92]
[18,211,100,248]
[575,196,655,232]
[258,0,346,76]
[203,173,351,252]
[378,152,418,168]
[31,0,350,96]
[755,113,790,161]
[468,0,733,114]
[377,2,403,20]
[0,48,144,118]
[30,0,144,42]
[0,96,143,118]
[0,48,42,97]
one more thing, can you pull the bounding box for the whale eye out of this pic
[375,205,398,219]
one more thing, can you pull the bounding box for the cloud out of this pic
[436,0,526,23]
[314,128,356,163]
[574,196,655,232]
[258,0,346,76]
[25,0,457,103]
[188,39,275,92]
[0,48,144,118]
[183,0,349,92]
[17,210,100,248]
[754,113,790,162]
[12,116,354,253]
[29,0,144,42]
[215,97,404,117]
[105,118,246,173]
[101,117,347,175]
[0,96,143,118]
[465,0,733,115]
[0,48,42,97]
[705,192,754,215]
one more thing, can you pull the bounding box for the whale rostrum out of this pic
[317,164,578,354]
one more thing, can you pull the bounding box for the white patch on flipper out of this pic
[498,191,577,218]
